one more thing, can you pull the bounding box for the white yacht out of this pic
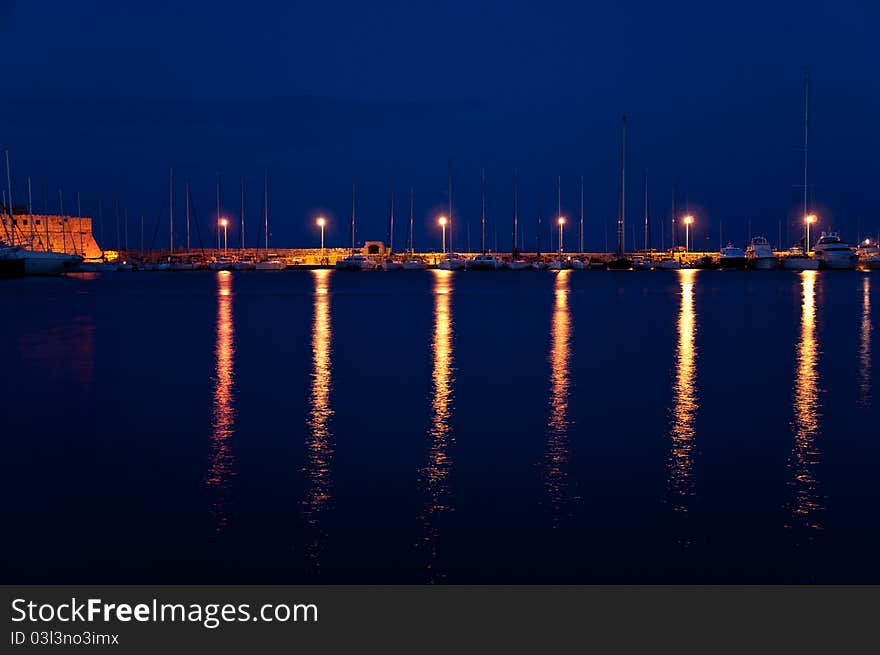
[630,255,654,270]
[657,257,681,270]
[569,257,588,270]
[381,258,404,271]
[782,242,819,270]
[402,256,427,270]
[335,254,375,270]
[746,236,777,270]
[254,258,286,271]
[209,256,234,271]
[0,245,81,275]
[530,259,548,270]
[467,253,501,270]
[857,241,880,270]
[437,253,467,270]
[719,243,747,269]
[505,258,530,271]
[814,232,857,270]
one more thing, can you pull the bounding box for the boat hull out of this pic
[402,260,427,270]
[718,257,747,269]
[505,260,530,270]
[819,255,858,270]
[381,261,404,271]
[782,257,819,270]
[254,261,286,271]
[748,257,777,270]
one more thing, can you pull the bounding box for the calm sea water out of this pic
[2,269,878,583]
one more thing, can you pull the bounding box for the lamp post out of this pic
[439,215,448,253]
[220,218,228,253]
[557,216,565,257]
[316,216,326,263]
[805,213,817,254]
[683,214,694,253]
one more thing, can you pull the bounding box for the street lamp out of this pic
[557,216,565,256]
[220,218,228,253]
[316,216,326,263]
[439,215,448,253]
[805,213,817,253]
[683,215,694,253]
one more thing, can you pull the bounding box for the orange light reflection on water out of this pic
[208,271,235,532]
[303,269,334,566]
[545,270,572,524]
[420,269,455,582]
[787,270,823,534]
[668,269,698,513]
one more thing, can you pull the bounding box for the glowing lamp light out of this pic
[438,215,448,227]
[558,216,566,226]
[316,216,326,227]
[683,215,694,225]
[220,218,228,227]
[805,214,817,224]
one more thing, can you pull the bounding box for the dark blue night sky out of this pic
[1,0,878,251]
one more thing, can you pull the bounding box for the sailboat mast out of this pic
[77,191,84,255]
[447,161,453,253]
[481,168,486,253]
[350,180,356,254]
[803,70,810,246]
[264,172,269,253]
[169,167,173,255]
[644,171,649,252]
[240,177,245,253]
[409,188,414,254]
[185,181,191,251]
[617,114,626,257]
[27,176,34,245]
[5,150,13,247]
[216,174,221,251]
[579,175,584,255]
[513,171,519,254]
[388,189,395,254]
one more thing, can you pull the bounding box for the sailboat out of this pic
[382,190,403,271]
[402,189,427,270]
[468,169,501,270]
[255,173,285,270]
[0,152,81,275]
[505,172,529,270]
[606,115,632,270]
[336,182,374,270]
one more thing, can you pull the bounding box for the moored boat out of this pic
[437,252,467,270]
[814,232,857,270]
[857,240,880,270]
[719,243,747,269]
[467,253,502,270]
[782,242,819,270]
[746,236,777,270]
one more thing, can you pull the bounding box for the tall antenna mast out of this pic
[481,168,486,253]
[216,174,221,252]
[617,114,626,257]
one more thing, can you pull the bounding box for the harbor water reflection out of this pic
[667,269,698,514]
[544,270,572,525]
[303,269,334,567]
[208,271,236,532]
[786,270,823,535]
[420,269,455,582]
[859,275,872,409]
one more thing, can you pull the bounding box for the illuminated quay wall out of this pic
[138,247,720,266]
[1,213,103,259]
